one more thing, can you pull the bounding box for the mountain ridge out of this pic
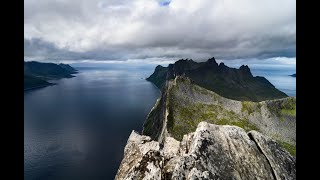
[115,67,296,179]
[143,76,296,154]
[146,57,287,102]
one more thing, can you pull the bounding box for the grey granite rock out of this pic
[116,122,296,180]
[248,131,296,180]
[172,122,275,179]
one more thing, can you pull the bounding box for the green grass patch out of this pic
[168,100,259,141]
[241,101,261,115]
[277,140,296,157]
[281,109,296,116]
[143,102,159,136]
[166,80,261,141]
[266,97,296,121]
[230,119,259,132]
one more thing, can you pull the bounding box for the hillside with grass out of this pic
[143,76,296,156]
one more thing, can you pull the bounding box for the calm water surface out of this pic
[251,68,296,97]
[24,66,160,179]
[24,64,295,180]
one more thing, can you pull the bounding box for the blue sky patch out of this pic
[159,0,171,6]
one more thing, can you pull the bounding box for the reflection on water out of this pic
[24,67,160,179]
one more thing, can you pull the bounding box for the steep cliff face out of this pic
[146,57,287,102]
[143,76,296,156]
[115,122,296,179]
[116,74,296,179]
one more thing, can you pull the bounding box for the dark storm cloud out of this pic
[24,0,296,62]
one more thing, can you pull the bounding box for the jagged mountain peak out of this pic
[155,65,164,69]
[146,57,287,101]
[206,56,218,64]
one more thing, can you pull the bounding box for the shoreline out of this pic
[24,72,78,92]
[24,83,56,92]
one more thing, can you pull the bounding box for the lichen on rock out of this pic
[116,122,296,180]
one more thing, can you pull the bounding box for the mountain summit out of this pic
[146,57,287,102]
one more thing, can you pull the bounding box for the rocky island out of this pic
[24,61,78,90]
[115,57,296,179]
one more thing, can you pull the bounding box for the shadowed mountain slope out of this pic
[147,57,287,102]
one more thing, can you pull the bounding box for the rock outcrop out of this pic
[115,122,296,179]
[248,131,296,180]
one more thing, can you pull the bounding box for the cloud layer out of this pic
[24,0,296,62]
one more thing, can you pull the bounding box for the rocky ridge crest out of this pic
[115,122,295,179]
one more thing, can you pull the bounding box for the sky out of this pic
[24,0,296,67]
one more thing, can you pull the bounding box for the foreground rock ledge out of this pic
[115,122,295,180]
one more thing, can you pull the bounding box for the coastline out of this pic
[24,70,78,92]
[146,79,161,93]
[24,83,56,92]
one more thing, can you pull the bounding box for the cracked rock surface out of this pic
[115,122,295,180]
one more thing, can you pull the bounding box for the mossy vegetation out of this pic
[167,94,259,141]
[228,119,259,132]
[277,140,296,157]
[267,97,296,120]
[143,99,161,136]
[144,77,295,152]
[281,109,296,116]
[281,97,296,109]
[242,102,251,114]
[241,101,261,115]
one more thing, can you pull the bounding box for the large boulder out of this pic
[116,122,296,180]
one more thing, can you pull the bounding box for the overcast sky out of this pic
[24,0,296,65]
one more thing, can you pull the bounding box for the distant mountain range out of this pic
[24,61,77,90]
[146,57,287,102]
